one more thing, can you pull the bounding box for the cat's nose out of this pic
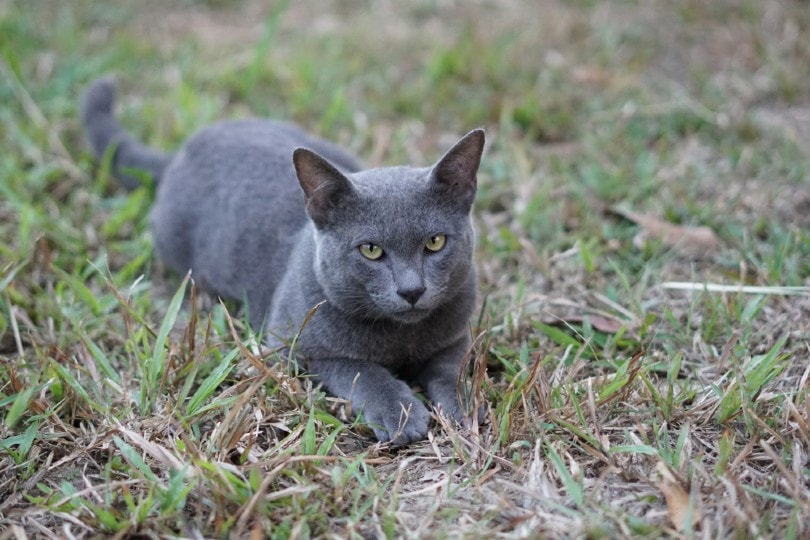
[397,286,426,306]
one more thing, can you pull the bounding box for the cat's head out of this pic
[293,130,484,324]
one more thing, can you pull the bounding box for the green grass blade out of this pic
[0,260,26,293]
[0,421,38,462]
[185,348,238,417]
[302,407,317,455]
[51,362,105,414]
[746,335,789,393]
[53,267,102,316]
[142,273,189,412]
[608,444,658,456]
[161,467,196,513]
[113,435,159,482]
[5,384,35,428]
[81,334,122,386]
[545,442,584,507]
[533,322,581,349]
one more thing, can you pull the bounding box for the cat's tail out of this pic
[81,77,173,189]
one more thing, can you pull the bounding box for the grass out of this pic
[1,0,809,537]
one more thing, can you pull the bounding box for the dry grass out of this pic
[1,0,809,537]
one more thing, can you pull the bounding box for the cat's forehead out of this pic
[320,167,463,240]
[348,167,448,222]
[349,166,431,196]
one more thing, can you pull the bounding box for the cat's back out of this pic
[177,119,361,182]
[184,119,310,156]
[152,117,362,265]
[150,118,361,315]
[153,119,314,244]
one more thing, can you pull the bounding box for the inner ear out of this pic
[430,129,485,210]
[293,148,354,227]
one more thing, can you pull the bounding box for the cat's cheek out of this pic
[351,266,399,314]
[426,252,457,284]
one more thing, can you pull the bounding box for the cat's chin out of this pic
[386,308,432,324]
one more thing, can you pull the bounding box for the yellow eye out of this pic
[359,243,384,260]
[425,234,446,252]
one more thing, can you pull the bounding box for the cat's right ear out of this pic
[430,129,485,213]
[293,148,354,228]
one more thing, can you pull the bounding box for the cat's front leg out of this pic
[416,337,481,425]
[307,358,431,445]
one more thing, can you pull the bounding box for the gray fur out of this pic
[81,77,173,189]
[82,78,484,445]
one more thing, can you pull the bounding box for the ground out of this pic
[0,0,809,538]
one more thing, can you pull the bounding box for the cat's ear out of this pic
[430,129,485,212]
[293,148,354,227]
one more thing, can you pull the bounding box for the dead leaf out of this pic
[572,65,612,85]
[420,469,447,483]
[656,461,701,532]
[612,207,720,254]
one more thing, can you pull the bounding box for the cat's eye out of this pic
[425,234,446,252]
[359,243,384,260]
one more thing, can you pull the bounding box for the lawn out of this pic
[1,0,809,537]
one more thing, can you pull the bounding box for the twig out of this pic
[8,301,24,357]
[661,282,810,296]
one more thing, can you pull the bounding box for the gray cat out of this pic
[81,78,484,445]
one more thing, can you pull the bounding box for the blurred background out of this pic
[5,0,807,325]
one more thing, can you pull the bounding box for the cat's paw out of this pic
[430,385,486,426]
[363,394,431,446]
[434,398,484,424]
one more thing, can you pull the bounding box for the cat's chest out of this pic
[357,322,446,362]
[302,306,465,367]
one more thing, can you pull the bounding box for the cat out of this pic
[81,77,484,445]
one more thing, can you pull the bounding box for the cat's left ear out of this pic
[430,129,485,212]
[293,148,355,228]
